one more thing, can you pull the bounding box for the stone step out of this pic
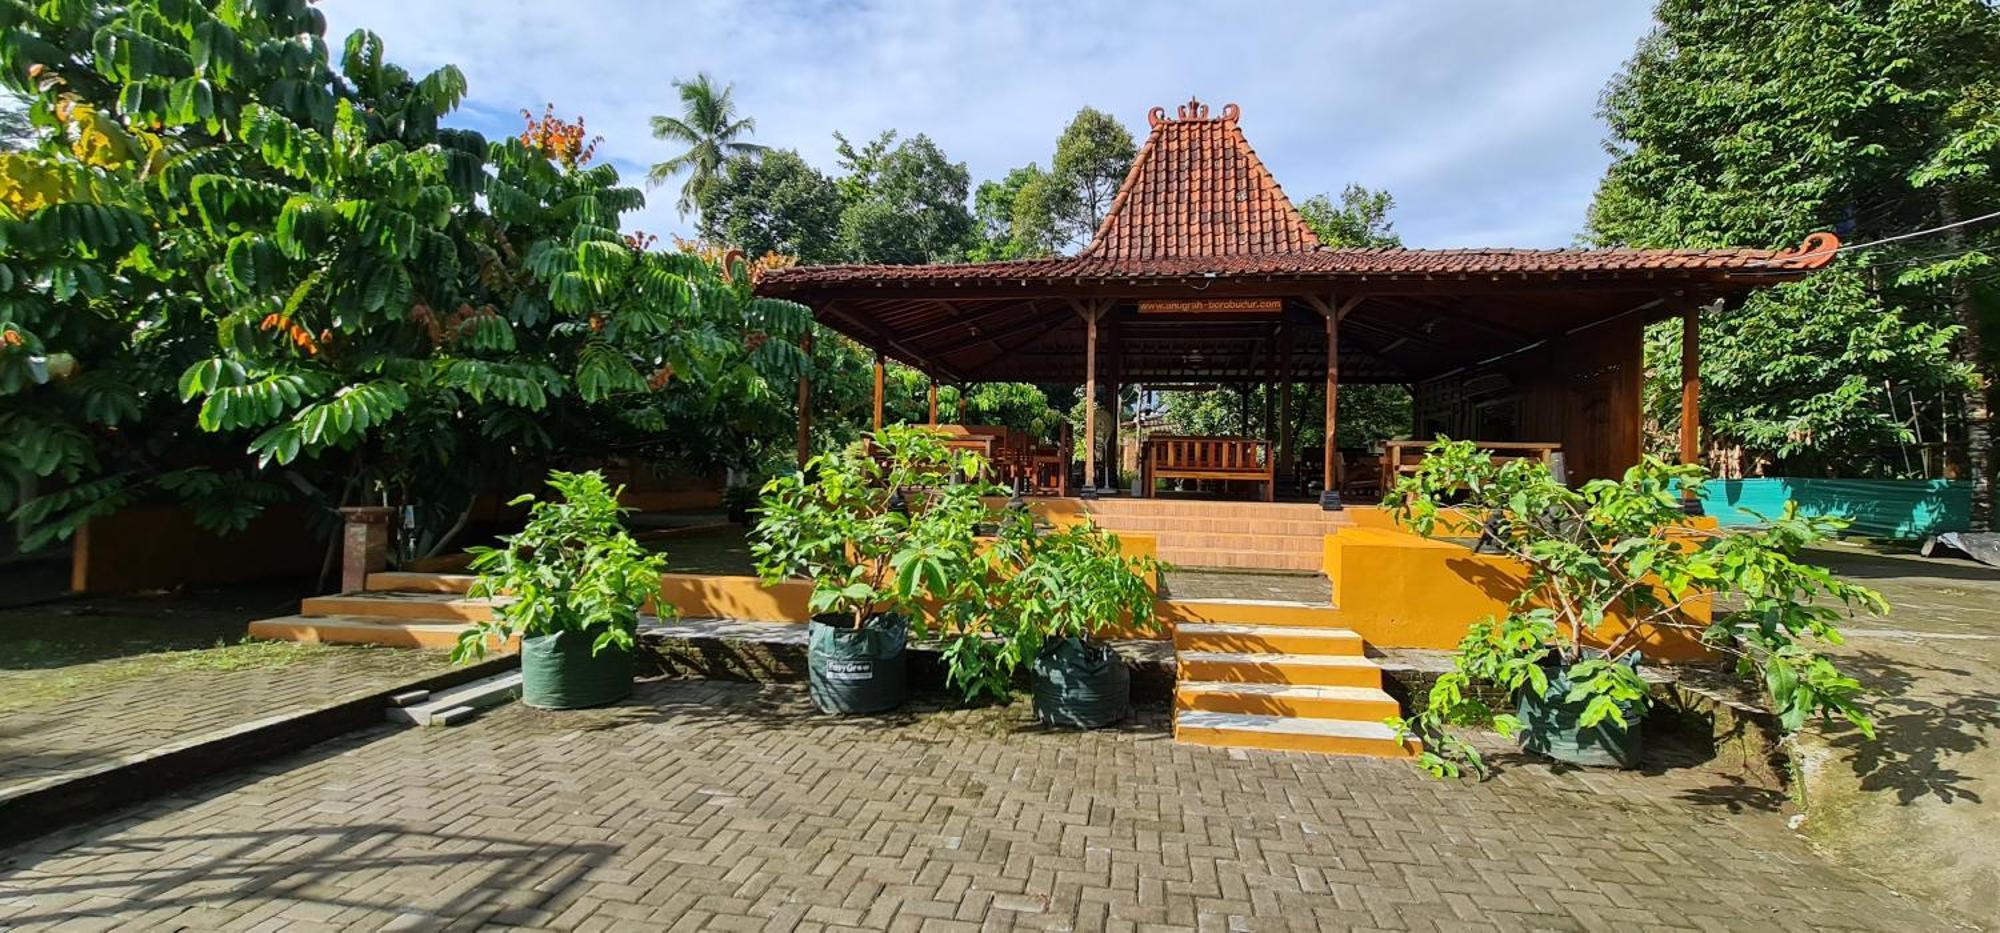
[1088,516,1340,537]
[367,571,475,594]
[247,614,504,651]
[1173,711,1420,758]
[1176,651,1384,688]
[1172,623,1363,655]
[386,671,524,726]
[1101,530,1324,555]
[1174,682,1402,721]
[1154,547,1322,572]
[300,591,503,623]
[1157,598,1341,626]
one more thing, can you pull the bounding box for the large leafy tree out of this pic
[646,72,764,219]
[975,108,1136,259]
[834,130,975,264]
[1591,0,1999,513]
[696,148,841,264]
[0,1,808,554]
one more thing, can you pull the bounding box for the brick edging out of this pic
[0,655,518,846]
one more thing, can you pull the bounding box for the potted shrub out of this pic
[1388,440,1883,776]
[752,425,997,714]
[974,508,1165,728]
[451,470,670,709]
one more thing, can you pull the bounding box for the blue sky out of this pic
[320,0,1657,250]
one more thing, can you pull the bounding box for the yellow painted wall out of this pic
[655,531,1161,626]
[1321,524,1714,661]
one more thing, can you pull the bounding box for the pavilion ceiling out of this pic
[792,284,1726,386]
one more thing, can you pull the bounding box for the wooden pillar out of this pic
[871,353,885,432]
[1262,335,1276,441]
[1084,308,1100,496]
[927,381,938,426]
[1278,332,1294,477]
[796,332,813,467]
[1323,305,1340,507]
[1679,306,1701,466]
[956,385,968,422]
[1106,312,1121,491]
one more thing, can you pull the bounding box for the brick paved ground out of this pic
[0,646,455,795]
[0,679,1949,931]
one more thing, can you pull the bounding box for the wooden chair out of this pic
[1139,435,1276,501]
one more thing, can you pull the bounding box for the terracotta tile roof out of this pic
[754,97,1841,296]
[756,236,1841,293]
[1081,99,1321,259]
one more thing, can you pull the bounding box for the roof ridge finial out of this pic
[1149,98,1241,127]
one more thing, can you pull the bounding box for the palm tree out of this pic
[647,73,765,218]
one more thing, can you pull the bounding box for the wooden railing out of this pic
[1140,435,1275,501]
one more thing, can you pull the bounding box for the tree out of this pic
[1298,184,1401,248]
[1048,107,1135,249]
[696,149,842,264]
[834,130,974,264]
[0,3,811,556]
[646,73,764,218]
[969,164,1060,261]
[1591,0,2000,511]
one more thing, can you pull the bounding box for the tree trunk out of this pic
[1940,186,1993,530]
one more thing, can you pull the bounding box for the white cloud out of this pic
[320,0,1655,248]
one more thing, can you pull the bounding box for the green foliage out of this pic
[751,425,1000,629]
[453,470,668,662]
[0,5,816,556]
[696,148,841,263]
[1387,440,1883,778]
[647,72,764,218]
[1157,383,1410,449]
[932,506,1164,704]
[833,130,975,263]
[972,108,1136,259]
[1591,0,2000,475]
[1297,184,1401,248]
[1644,272,1966,472]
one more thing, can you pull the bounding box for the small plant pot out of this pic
[1515,666,1642,768]
[1030,637,1130,729]
[806,612,908,714]
[520,629,634,710]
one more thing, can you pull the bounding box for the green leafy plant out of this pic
[750,425,998,630]
[452,470,668,662]
[1388,439,1885,778]
[926,508,1164,703]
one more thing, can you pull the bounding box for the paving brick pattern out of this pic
[0,679,1944,931]
[0,649,453,795]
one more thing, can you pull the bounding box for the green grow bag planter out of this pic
[521,629,634,710]
[1516,665,1642,769]
[807,613,908,714]
[1031,637,1130,729]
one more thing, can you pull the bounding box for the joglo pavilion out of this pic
[269,98,1841,758]
[755,97,1837,513]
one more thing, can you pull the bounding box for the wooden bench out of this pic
[1380,440,1562,485]
[1140,435,1276,501]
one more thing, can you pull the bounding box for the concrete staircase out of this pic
[259,570,1418,761]
[250,574,500,650]
[1080,499,1342,572]
[1164,599,1418,758]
